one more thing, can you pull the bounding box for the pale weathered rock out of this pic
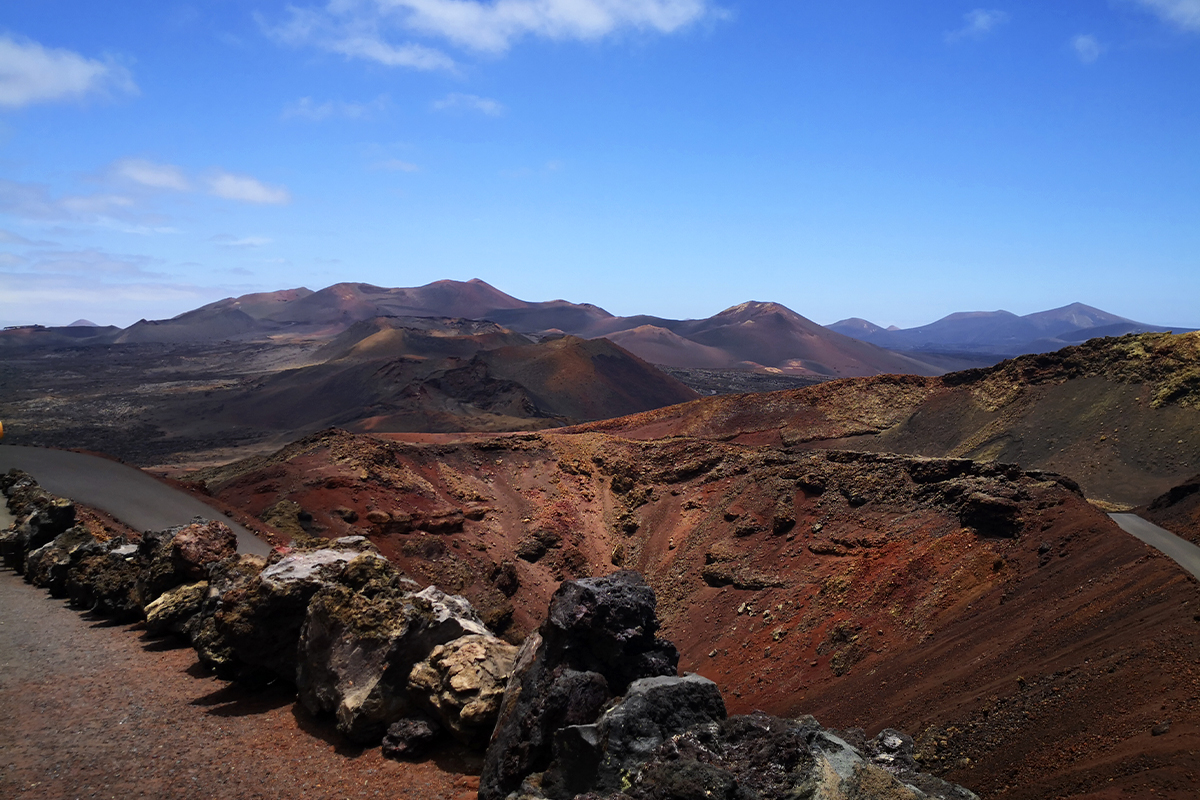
[297,580,489,744]
[145,581,209,637]
[408,634,518,748]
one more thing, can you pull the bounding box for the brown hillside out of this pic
[573,333,1200,506]
[188,428,1200,800]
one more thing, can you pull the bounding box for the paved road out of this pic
[0,445,270,556]
[1109,512,1200,582]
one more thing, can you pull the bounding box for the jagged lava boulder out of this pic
[133,519,238,610]
[208,537,386,685]
[298,580,491,744]
[24,527,102,597]
[408,633,519,748]
[479,571,680,800]
[191,553,269,679]
[541,673,727,799]
[66,540,142,620]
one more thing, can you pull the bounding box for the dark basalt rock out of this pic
[190,553,269,680]
[479,571,679,800]
[1,493,75,572]
[66,540,142,621]
[542,674,727,799]
[381,716,440,760]
[24,527,102,596]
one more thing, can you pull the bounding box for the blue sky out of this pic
[1,1,1198,329]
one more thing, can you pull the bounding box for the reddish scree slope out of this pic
[190,428,1200,800]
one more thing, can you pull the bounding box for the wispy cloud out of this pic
[211,234,273,248]
[207,171,291,205]
[945,9,1010,42]
[0,33,137,109]
[0,228,56,246]
[283,94,389,121]
[433,92,504,116]
[1072,34,1104,64]
[26,247,162,276]
[111,158,191,191]
[262,0,719,70]
[0,177,148,225]
[1134,0,1200,31]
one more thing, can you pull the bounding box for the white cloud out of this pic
[0,34,137,108]
[283,94,389,120]
[372,158,420,172]
[211,234,273,248]
[112,158,191,191]
[945,9,1010,42]
[1072,34,1104,64]
[264,0,718,68]
[433,92,504,116]
[0,252,26,266]
[207,171,292,205]
[1135,0,1200,31]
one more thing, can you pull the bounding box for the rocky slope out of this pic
[572,332,1200,507]
[176,424,1200,798]
[2,472,978,800]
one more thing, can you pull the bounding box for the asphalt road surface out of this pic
[0,445,270,556]
[1109,512,1200,582]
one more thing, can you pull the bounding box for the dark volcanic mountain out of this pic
[828,301,1190,358]
[1,279,952,379]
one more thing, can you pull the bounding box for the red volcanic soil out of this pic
[189,428,1200,799]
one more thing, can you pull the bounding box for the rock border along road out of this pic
[0,445,270,556]
[1110,512,1200,582]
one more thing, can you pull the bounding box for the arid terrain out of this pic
[4,285,1200,799]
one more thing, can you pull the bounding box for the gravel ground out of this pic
[0,569,478,800]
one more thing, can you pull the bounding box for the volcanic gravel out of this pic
[0,568,478,800]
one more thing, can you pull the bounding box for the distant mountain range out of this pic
[826,302,1194,357]
[4,279,1191,379]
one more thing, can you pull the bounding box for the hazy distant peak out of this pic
[829,317,885,334]
[67,319,99,327]
[936,309,1019,323]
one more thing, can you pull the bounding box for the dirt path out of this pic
[0,569,477,800]
[0,446,270,556]
[1110,513,1200,581]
